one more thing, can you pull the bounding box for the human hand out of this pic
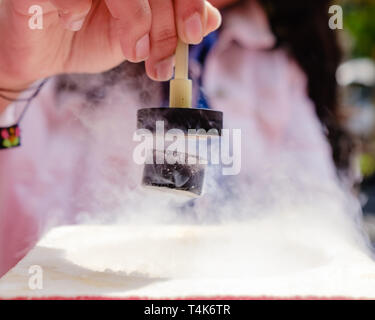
[0,0,221,93]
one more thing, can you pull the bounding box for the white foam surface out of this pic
[1,224,375,299]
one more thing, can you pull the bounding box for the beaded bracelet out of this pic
[0,79,49,150]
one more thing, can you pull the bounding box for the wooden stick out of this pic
[175,40,189,80]
[169,39,192,108]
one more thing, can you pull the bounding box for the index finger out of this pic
[174,0,205,44]
[105,0,152,62]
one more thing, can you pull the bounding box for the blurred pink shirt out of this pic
[0,0,336,276]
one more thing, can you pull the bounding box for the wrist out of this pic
[0,82,33,114]
[0,93,17,114]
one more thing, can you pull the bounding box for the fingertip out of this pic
[135,33,150,62]
[204,1,222,36]
[175,0,205,45]
[123,33,150,63]
[146,56,175,82]
[182,12,204,45]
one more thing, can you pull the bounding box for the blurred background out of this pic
[338,0,375,242]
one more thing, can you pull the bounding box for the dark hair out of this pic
[259,0,354,172]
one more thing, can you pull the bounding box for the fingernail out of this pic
[59,10,88,31]
[66,17,86,31]
[155,56,175,81]
[184,12,203,44]
[135,34,150,61]
[58,9,70,18]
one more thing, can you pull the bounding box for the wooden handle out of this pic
[169,39,192,108]
[175,39,189,79]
